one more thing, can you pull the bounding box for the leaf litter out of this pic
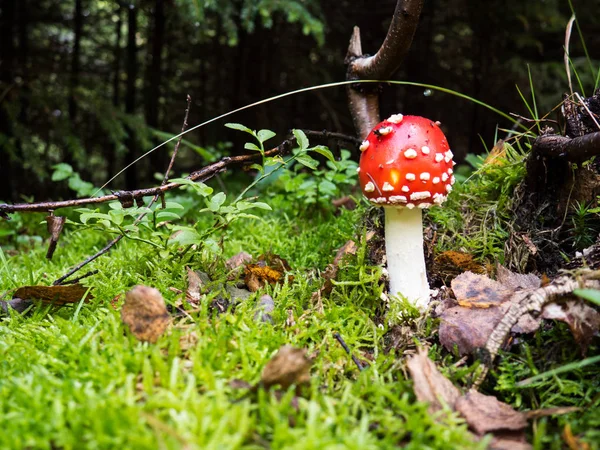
[438,267,600,356]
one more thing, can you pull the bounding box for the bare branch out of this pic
[346,0,424,139]
[0,129,357,218]
[351,0,424,80]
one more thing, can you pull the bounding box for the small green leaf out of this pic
[311,145,335,162]
[208,192,227,212]
[244,142,262,152]
[163,201,185,210]
[51,163,74,181]
[171,178,213,196]
[155,211,182,221]
[296,154,318,170]
[170,228,201,246]
[257,129,276,144]
[225,123,254,134]
[293,129,309,150]
[108,209,125,226]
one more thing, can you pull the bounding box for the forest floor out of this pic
[0,143,599,449]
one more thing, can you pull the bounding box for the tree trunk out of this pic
[124,3,138,190]
[69,0,83,122]
[145,0,166,175]
[108,2,123,179]
[0,0,17,200]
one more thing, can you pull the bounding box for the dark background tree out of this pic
[0,0,598,202]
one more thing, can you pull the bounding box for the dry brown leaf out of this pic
[245,265,283,292]
[455,389,527,435]
[225,251,253,272]
[435,251,487,278]
[406,349,461,413]
[541,300,600,352]
[483,140,507,166]
[407,352,532,450]
[260,345,312,390]
[496,265,541,291]
[489,435,532,450]
[185,267,202,306]
[451,271,511,308]
[439,305,507,355]
[121,286,170,343]
[13,284,91,306]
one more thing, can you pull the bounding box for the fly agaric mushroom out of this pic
[358,114,455,310]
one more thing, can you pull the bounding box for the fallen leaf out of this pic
[407,351,532,450]
[260,345,312,390]
[541,300,600,352]
[440,267,598,356]
[254,294,274,324]
[406,349,460,413]
[185,267,202,306]
[226,251,253,272]
[489,435,532,450]
[451,271,510,308]
[435,251,487,280]
[483,139,507,166]
[439,305,507,355]
[495,265,540,291]
[121,286,170,343]
[13,284,91,306]
[0,298,33,314]
[245,265,282,291]
[455,389,527,435]
[243,252,292,292]
[45,213,66,260]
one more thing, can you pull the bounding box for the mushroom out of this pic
[358,114,455,310]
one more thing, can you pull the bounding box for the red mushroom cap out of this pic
[358,114,456,209]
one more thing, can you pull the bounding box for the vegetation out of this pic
[1,0,600,448]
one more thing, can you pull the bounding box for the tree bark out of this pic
[145,0,166,173]
[108,2,123,179]
[345,0,424,139]
[69,0,83,122]
[124,3,138,190]
[0,0,17,200]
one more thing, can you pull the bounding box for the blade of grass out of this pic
[516,355,600,387]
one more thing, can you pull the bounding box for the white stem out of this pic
[384,206,430,310]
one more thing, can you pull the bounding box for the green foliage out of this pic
[183,0,325,46]
[52,163,97,198]
[428,140,528,262]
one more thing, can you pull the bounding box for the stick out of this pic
[333,332,366,371]
[472,271,600,388]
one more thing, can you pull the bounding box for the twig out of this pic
[333,332,365,371]
[58,270,99,285]
[55,96,193,285]
[472,271,600,388]
[0,129,343,218]
[302,130,361,146]
[161,95,192,188]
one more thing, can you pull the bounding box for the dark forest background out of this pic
[1,0,599,202]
